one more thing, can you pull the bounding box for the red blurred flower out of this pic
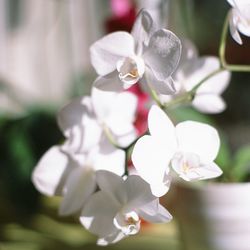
[106,0,136,33]
[127,84,149,135]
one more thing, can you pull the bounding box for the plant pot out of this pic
[167,181,250,250]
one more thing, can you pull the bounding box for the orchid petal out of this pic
[32,146,68,196]
[97,231,126,246]
[138,199,172,223]
[143,29,181,81]
[90,32,135,76]
[59,167,96,216]
[92,87,137,147]
[131,9,155,55]
[96,170,126,205]
[132,135,172,197]
[80,191,120,237]
[197,69,231,95]
[178,57,221,91]
[177,39,198,70]
[194,162,223,180]
[124,175,156,211]
[173,160,223,181]
[192,94,226,114]
[146,68,176,94]
[92,88,137,135]
[57,97,90,137]
[229,9,243,44]
[93,71,124,92]
[105,92,137,135]
[148,105,177,150]
[91,87,118,121]
[176,121,220,162]
[57,97,102,152]
[93,143,125,175]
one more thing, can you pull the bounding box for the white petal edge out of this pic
[59,167,96,216]
[131,9,155,55]
[138,199,172,223]
[32,146,68,196]
[177,162,223,181]
[143,29,181,81]
[96,170,126,205]
[229,9,243,45]
[146,68,176,95]
[91,138,125,176]
[124,175,156,211]
[80,191,120,238]
[90,31,135,76]
[97,230,126,246]
[176,121,220,163]
[57,96,102,152]
[57,97,90,137]
[93,72,124,92]
[131,135,172,197]
[148,105,177,149]
[192,94,226,114]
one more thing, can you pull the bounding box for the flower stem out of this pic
[147,83,164,109]
[163,68,225,109]
[123,149,129,177]
[219,12,250,72]
[190,68,225,94]
[103,125,124,150]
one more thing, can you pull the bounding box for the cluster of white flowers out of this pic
[32,5,249,245]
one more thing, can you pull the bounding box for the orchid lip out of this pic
[113,210,141,236]
[116,56,145,87]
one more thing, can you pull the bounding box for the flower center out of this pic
[116,56,145,88]
[114,211,141,236]
[182,162,191,174]
[172,152,202,180]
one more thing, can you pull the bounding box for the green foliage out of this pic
[215,132,232,177]
[169,106,214,124]
[231,145,250,182]
[0,112,63,216]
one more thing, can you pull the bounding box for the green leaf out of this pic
[215,132,232,175]
[231,145,250,182]
[169,106,214,125]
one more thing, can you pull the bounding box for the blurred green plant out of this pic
[0,111,63,218]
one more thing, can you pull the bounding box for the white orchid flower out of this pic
[175,56,231,114]
[132,105,222,197]
[32,141,125,216]
[161,55,231,114]
[58,87,138,149]
[90,9,181,95]
[32,89,137,215]
[80,170,172,246]
[227,0,250,45]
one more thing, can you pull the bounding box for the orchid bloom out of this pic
[227,0,250,45]
[91,9,181,94]
[32,89,137,215]
[80,170,172,246]
[161,41,231,114]
[132,105,222,197]
[32,142,125,216]
[58,87,138,148]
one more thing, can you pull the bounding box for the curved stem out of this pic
[219,12,250,72]
[190,68,225,94]
[123,149,130,177]
[103,125,124,150]
[147,82,164,108]
[163,68,225,109]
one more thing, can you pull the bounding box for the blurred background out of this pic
[0,0,250,249]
